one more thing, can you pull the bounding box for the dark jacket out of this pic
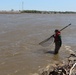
[53,31,62,47]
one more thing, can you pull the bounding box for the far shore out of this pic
[0,10,76,14]
[0,11,21,14]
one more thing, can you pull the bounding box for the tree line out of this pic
[20,10,76,14]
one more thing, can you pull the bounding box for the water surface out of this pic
[0,13,76,75]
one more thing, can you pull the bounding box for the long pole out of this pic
[39,23,71,45]
[60,23,71,31]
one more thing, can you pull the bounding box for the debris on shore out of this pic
[38,53,76,75]
[31,52,76,75]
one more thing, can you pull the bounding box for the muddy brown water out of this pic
[0,13,76,75]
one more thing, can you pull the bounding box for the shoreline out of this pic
[0,11,21,14]
[32,52,76,75]
[0,10,76,14]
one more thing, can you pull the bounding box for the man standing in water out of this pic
[53,29,62,54]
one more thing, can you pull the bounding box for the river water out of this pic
[0,13,76,75]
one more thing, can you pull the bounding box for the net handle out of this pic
[39,23,71,45]
[60,23,71,31]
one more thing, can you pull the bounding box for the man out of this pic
[53,29,62,54]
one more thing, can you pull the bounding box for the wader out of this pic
[54,41,61,54]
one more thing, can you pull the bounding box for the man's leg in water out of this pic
[54,42,61,54]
